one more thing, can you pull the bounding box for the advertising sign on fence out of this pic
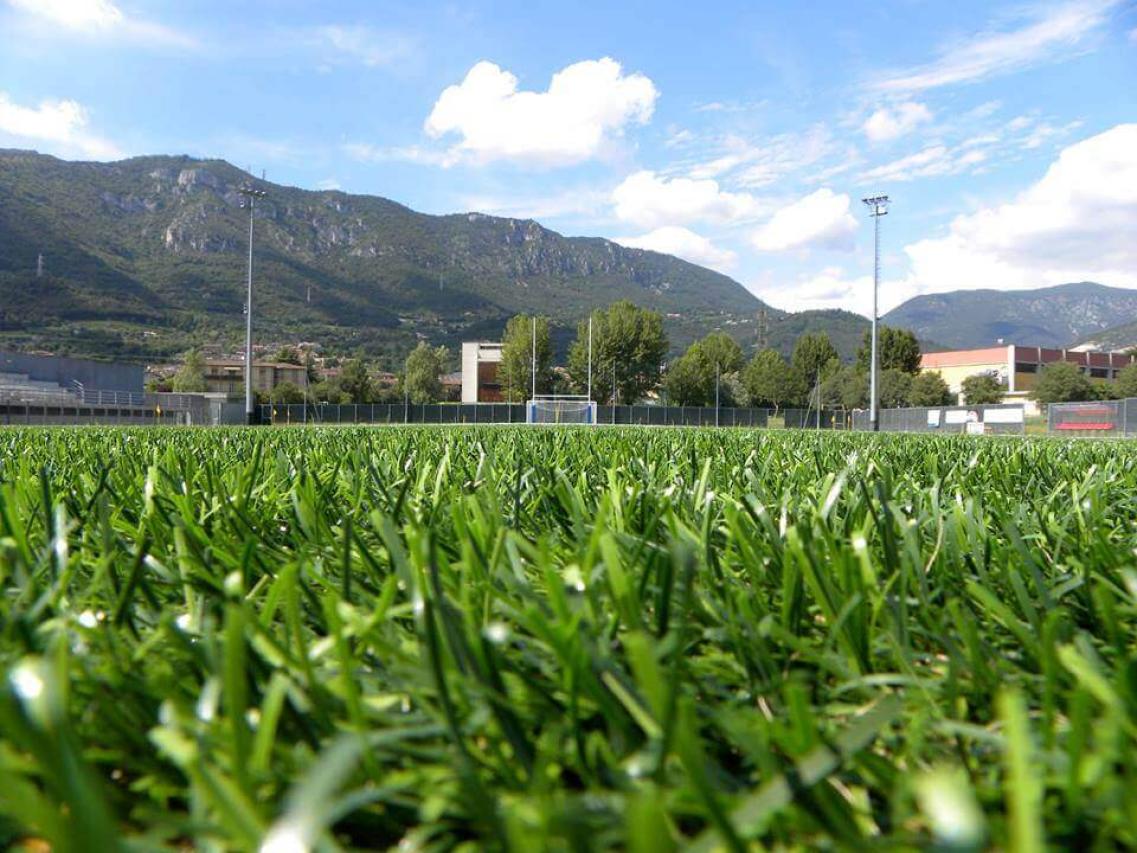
[983,408,1025,424]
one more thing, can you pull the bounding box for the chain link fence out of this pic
[1047,399,1137,436]
[852,404,1026,435]
[259,403,782,428]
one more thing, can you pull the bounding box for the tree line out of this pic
[168,301,1137,409]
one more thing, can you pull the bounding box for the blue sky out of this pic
[1,0,1134,315]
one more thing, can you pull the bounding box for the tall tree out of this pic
[171,349,207,392]
[404,343,447,404]
[961,373,1004,404]
[857,326,922,374]
[1031,361,1094,404]
[878,369,913,408]
[498,315,553,402]
[820,366,867,412]
[567,301,668,403]
[908,371,954,406]
[664,332,745,406]
[338,358,374,403]
[791,333,840,388]
[742,348,804,412]
[1114,363,1137,399]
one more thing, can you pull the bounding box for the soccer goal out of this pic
[527,395,598,425]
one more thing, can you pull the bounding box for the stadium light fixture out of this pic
[238,184,267,426]
[861,194,889,432]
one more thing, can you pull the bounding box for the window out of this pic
[1090,367,1109,378]
[1014,362,1038,374]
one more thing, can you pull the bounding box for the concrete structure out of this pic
[460,342,504,403]
[203,359,309,395]
[920,345,1137,406]
[0,350,144,393]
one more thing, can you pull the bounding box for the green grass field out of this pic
[1,426,1136,850]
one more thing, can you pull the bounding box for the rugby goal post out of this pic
[527,395,598,425]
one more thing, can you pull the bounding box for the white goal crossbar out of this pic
[527,395,597,425]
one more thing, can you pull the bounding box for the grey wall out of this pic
[0,351,144,392]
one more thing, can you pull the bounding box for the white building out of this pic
[460,341,504,402]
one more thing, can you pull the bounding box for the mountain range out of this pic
[2,150,1134,368]
[0,149,870,366]
[882,282,1137,351]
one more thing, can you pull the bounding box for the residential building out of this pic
[203,359,309,395]
[920,345,1137,408]
[460,342,504,402]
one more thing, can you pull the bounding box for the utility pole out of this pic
[238,184,267,425]
[36,253,43,278]
[861,195,889,433]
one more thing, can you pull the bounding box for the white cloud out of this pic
[613,226,736,271]
[860,142,993,184]
[903,123,1137,304]
[751,188,858,253]
[311,25,416,68]
[863,102,932,141]
[755,266,875,314]
[6,0,196,48]
[460,187,610,221]
[7,0,120,28]
[610,170,760,229]
[688,126,837,189]
[0,92,120,159]
[343,142,456,167]
[424,58,657,166]
[316,179,341,191]
[873,0,1117,93]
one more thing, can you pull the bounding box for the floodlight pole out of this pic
[587,315,593,402]
[238,185,267,425]
[861,195,889,432]
[715,361,720,427]
[531,317,537,400]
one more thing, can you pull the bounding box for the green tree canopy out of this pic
[171,349,207,393]
[857,326,922,374]
[268,381,305,404]
[338,358,374,404]
[820,365,868,411]
[308,380,350,404]
[404,342,447,404]
[663,332,744,406]
[742,348,805,412]
[274,346,302,365]
[567,301,668,404]
[1115,363,1137,399]
[961,373,1005,405]
[792,333,840,386]
[1032,361,1094,404]
[878,368,913,409]
[498,315,553,402]
[908,371,954,407]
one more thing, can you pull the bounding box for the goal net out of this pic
[527,396,597,425]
